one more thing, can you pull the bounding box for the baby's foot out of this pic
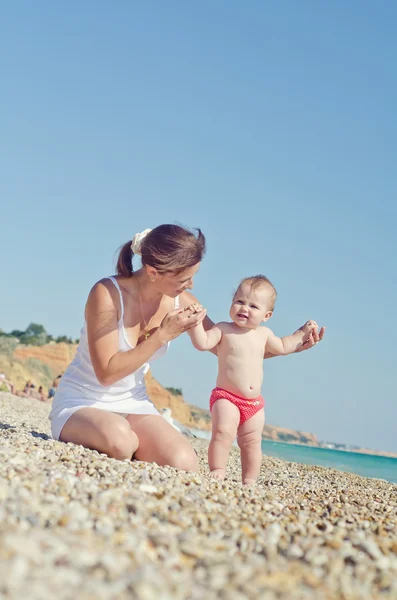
[242,478,257,486]
[210,469,226,481]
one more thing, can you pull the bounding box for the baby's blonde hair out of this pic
[237,275,277,311]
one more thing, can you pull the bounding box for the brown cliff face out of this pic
[144,371,210,430]
[262,424,318,446]
[1,342,79,392]
[14,343,77,378]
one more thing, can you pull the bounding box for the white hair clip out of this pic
[130,229,152,255]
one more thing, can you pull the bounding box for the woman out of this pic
[50,224,324,471]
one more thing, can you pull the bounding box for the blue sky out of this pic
[1,1,396,452]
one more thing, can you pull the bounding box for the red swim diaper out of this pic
[209,387,265,425]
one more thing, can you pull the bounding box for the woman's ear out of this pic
[145,266,158,282]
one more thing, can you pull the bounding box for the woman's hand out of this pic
[295,325,326,352]
[158,304,207,342]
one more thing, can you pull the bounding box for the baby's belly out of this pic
[217,364,263,399]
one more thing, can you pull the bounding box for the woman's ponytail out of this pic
[116,241,134,277]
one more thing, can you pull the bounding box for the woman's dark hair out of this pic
[116,224,206,277]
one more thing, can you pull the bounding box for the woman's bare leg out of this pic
[126,414,198,471]
[59,410,198,471]
[237,409,265,484]
[208,399,239,480]
[59,408,139,460]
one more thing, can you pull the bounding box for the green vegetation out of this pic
[0,336,19,358]
[0,323,79,346]
[165,386,183,396]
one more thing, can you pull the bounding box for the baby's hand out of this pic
[184,302,204,315]
[300,320,318,334]
[183,303,207,332]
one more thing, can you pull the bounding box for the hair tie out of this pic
[130,229,152,256]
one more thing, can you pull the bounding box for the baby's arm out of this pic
[188,310,223,351]
[265,320,318,356]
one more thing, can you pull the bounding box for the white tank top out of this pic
[53,277,179,407]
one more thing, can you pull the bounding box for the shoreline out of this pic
[262,438,397,461]
[1,391,397,599]
[189,424,397,461]
[189,426,397,485]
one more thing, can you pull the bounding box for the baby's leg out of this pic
[208,399,240,480]
[237,408,265,485]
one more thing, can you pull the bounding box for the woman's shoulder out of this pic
[91,275,134,293]
[86,277,121,313]
[88,277,114,298]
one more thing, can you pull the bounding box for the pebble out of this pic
[1,391,397,599]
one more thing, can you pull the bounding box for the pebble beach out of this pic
[0,392,396,600]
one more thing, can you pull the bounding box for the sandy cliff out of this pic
[144,371,211,430]
[262,424,318,445]
[14,343,77,378]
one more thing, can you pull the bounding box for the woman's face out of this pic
[153,262,201,297]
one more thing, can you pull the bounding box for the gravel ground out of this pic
[0,391,396,600]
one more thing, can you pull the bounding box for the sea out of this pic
[259,439,397,484]
[190,429,397,484]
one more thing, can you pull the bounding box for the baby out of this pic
[188,275,318,485]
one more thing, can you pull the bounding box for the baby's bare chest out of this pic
[220,333,264,361]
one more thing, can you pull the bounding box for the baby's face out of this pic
[229,283,273,329]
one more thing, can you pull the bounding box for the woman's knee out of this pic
[168,445,199,472]
[59,410,138,460]
[102,420,139,460]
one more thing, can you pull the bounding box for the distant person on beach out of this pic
[23,380,33,395]
[0,373,15,394]
[20,380,39,398]
[49,225,324,470]
[18,381,44,401]
[188,275,322,484]
[48,375,62,400]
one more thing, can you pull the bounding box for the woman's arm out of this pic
[87,281,206,386]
